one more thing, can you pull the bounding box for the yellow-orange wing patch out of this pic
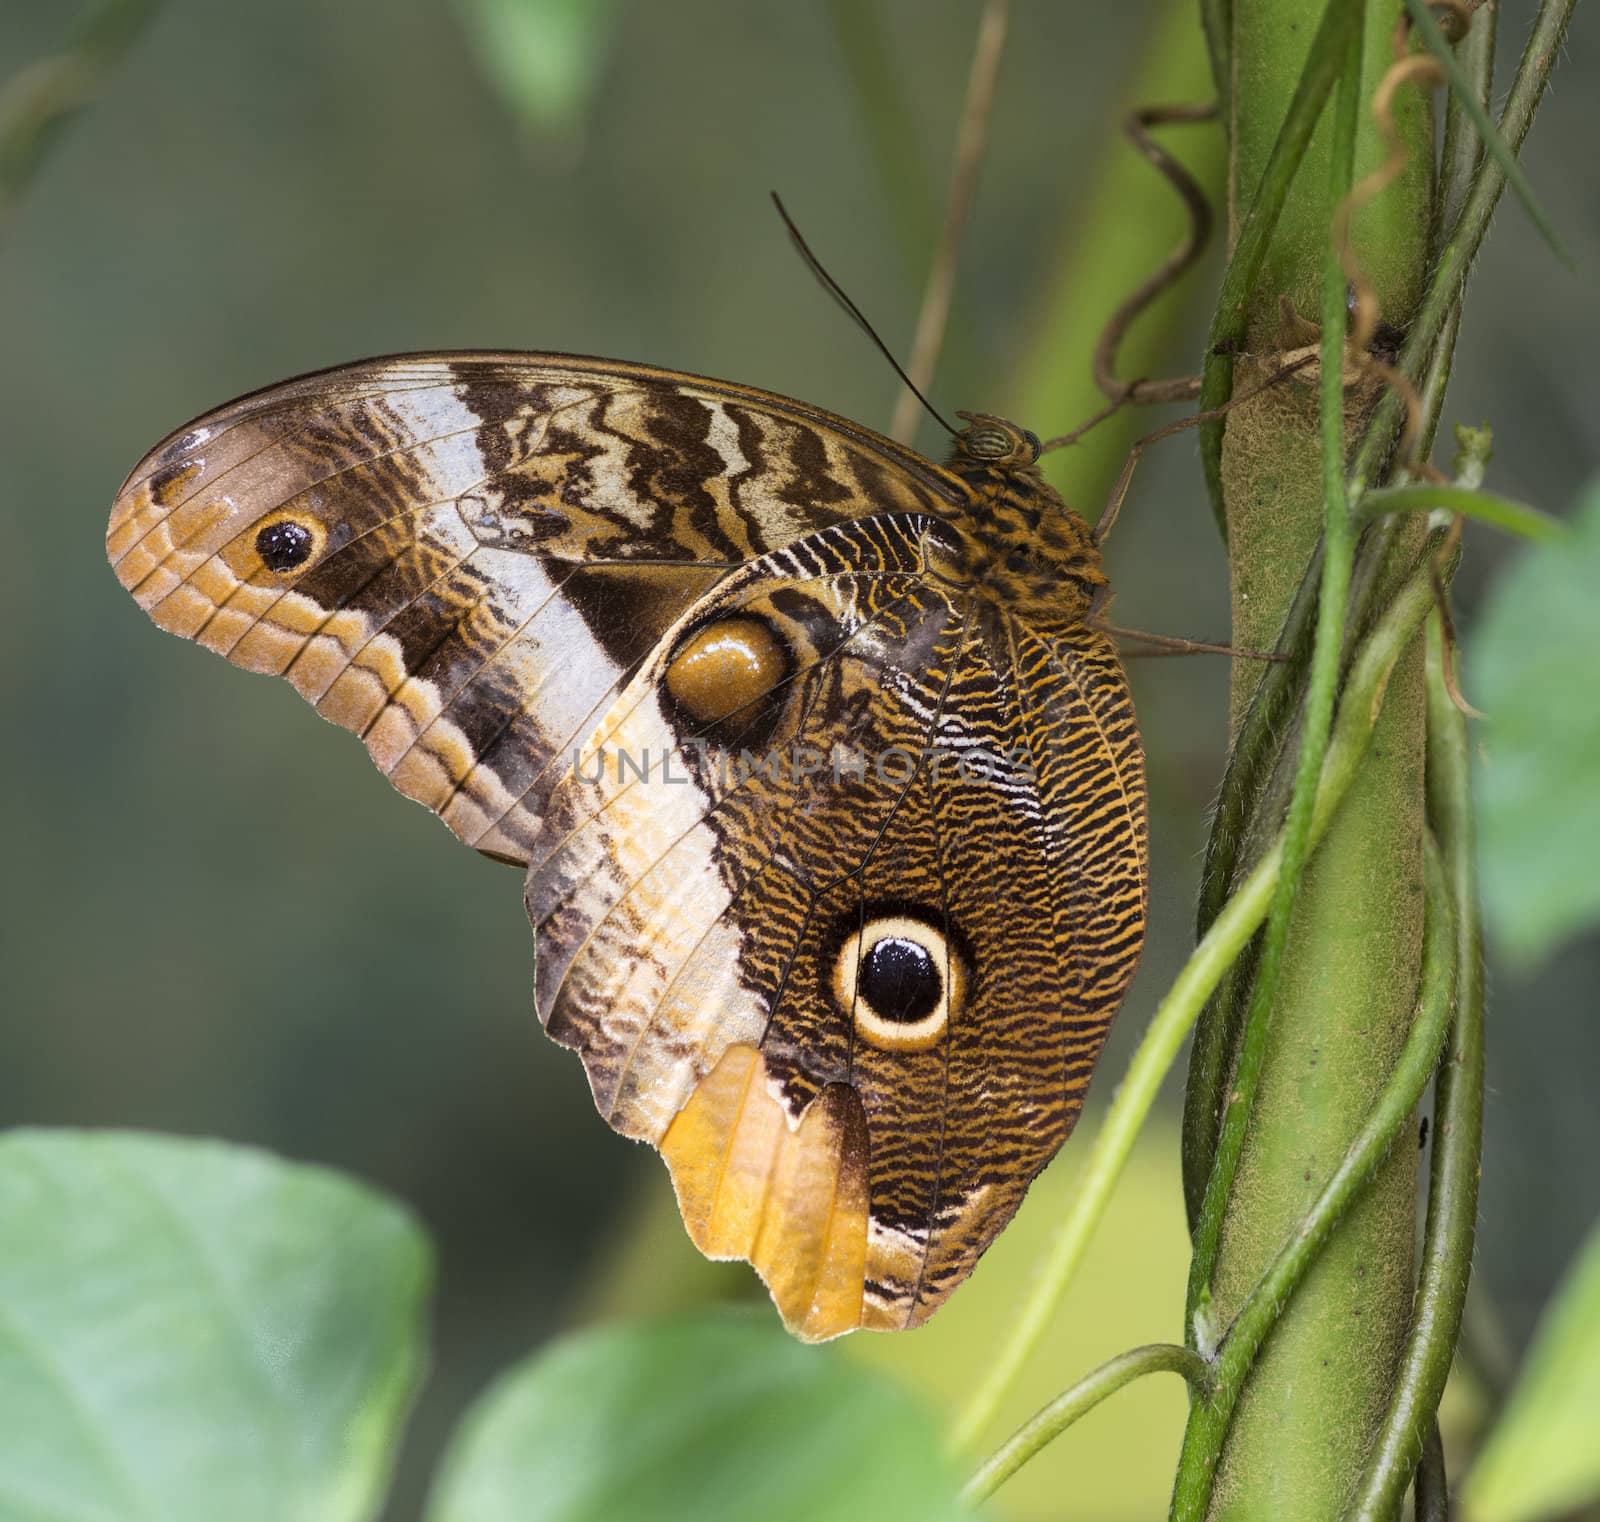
[662,1044,870,1342]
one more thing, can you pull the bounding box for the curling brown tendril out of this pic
[1092,102,1217,407]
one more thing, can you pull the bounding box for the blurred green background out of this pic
[2,1,1595,1516]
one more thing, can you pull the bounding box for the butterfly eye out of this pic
[255,517,320,574]
[833,914,968,1053]
[1020,429,1042,461]
[966,425,1013,461]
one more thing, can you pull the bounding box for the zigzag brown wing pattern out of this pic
[523,511,1148,1339]
[106,353,962,864]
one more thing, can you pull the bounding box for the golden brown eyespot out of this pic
[664,615,788,726]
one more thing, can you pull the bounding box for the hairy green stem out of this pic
[961,1344,1210,1504]
[1186,0,1487,956]
[1201,0,1558,916]
[950,514,1445,1455]
[1171,831,1457,1522]
[1341,615,1486,1522]
[1197,0,1357,537]
[1183,14,1364,1340]
[1181,559,1318,1223]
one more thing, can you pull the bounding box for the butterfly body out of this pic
[108,353,1147,1339]
[933,413,1109,622]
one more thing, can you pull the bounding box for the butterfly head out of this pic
[952,411,1042,472]
[944,413,1107,618]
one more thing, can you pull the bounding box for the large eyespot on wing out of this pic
[106,351,964,866]
[521,517,1149,1339]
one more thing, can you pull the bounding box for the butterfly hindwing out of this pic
[524,515,1147,1338]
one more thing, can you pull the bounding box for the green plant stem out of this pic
[1200,0,1557,925]
[822,0,938,286]
[1411,13,1492,463]
[1181,552,1319,1223]
[1435,0,1497,245]
[1347,0,1576,502]
[1171,831,1457,1522]
[1341,614,1487,1522]
[1413,1424,1448,1522]
[1197,0,1358,537]
[1356,484,1564,541]
[1182,15,1364,1342]
[1182,0,1487,1151]
[960,1344,1210,1504]
[950,524,1444,1455]
[1183,0,1559,1213]
[0,0,165,230]
[1401,0,1568,263]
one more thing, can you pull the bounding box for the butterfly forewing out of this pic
[107,351,1148,1340]
[107,354,960,863]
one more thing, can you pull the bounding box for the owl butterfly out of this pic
[107,354,1146,1340]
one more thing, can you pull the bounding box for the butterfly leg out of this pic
[1093,620,1287,663]
[1089,353,1319,543]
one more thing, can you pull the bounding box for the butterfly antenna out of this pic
[770,192,959,439]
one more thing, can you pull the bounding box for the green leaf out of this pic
[0,1129,430,1522]
[426,1310,965,1522]
[454,0,618,135]
[1468,477,1600,964]
[1401,0,1571,267]
[1463,1218,1600,1522]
